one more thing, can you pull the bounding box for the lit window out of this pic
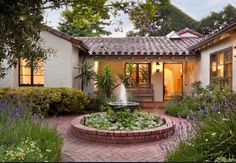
[210,47,232,88]
[19,58,44,86]
[125,63,151,87]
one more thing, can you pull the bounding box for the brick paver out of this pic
[45,110,189,162]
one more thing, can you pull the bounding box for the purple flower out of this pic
[135,16,140,23]
[155,11,161,17]
[145,24,153,31]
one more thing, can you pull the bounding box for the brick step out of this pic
[140,102,165,109]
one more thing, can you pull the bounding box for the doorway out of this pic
[164,63,183,100]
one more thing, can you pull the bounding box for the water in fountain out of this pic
[117,83,127,105]
[108,82,139,109]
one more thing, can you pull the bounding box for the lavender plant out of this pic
[165,83,236,162]
[0,98,63,162]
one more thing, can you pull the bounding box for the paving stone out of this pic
[45,110,189,162]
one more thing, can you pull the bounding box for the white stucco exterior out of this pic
[1,26,236,102]
[198,33,236,91]
[0,31,81,88]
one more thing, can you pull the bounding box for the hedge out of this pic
[0,87,90,116]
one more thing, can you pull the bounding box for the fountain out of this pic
[108,83,139,109]
[71,83,175,144]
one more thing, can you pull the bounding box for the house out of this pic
[0,22,236,103]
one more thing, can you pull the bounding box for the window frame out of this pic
[18,58,44,87]
[124,63,151,85]
[210,46,233,87]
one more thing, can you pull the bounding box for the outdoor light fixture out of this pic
[156,62,160,72]
[233,41,236,57]
[234,46,236,57]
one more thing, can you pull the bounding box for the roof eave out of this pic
[44,26,89,51]
[189,22,236,51]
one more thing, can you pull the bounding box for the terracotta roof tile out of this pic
[177,28,205,38]
[77,37,203,56]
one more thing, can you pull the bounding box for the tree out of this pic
[58,0,162,37]
[0,0,68,78]
[199,4,236,35]
[0,0,160,78]
[127,1,200,36]
[58,0,111,37]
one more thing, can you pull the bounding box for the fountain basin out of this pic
[108,102,139,110]
[71,113,175,144]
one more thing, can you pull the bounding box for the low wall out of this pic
[71,113,175,144]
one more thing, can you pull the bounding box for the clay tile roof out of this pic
[77,36,204,56]
[177,28,205,38]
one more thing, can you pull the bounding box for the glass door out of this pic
[164,63,183,100]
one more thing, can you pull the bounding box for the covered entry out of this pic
[164,63,183,100]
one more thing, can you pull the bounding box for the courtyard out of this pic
[47,111,188,162]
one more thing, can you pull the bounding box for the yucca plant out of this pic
[95,64,116,98]
[75,60,95,91]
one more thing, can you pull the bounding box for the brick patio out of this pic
[46,110,189,162]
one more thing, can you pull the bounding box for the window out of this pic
[19,58,44,86]
[210,47,232,88]
[125,63,151,86]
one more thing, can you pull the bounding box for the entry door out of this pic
[164,63,183,100]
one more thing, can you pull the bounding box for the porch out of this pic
[89,58,199,103]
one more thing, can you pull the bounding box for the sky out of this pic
[44,0,236,37]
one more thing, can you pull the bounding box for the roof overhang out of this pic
[190,22,236,52]
[44,26,89,51]
[81,54,200,61]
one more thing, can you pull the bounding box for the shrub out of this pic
[0,87,89,116]
[0,98,63,162]
[166,95,236,162]
[165,79,233,118]
[164,95,199,118]
[95,64,116,98]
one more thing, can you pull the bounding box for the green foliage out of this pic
[0,87,89,116]
[118,63,136,87]
[0,99,63,162]
[128,2,200,36]
[83,108,164,131]
[164,95,198,118]
[58,0,111,37]
[95,64,116,98]
[166,109,236,162]
[215,156,236,162]
[165,79,233,118]
[0,0,67,78]
[165,79,236,162]
[199,5,236,35]
[75,60,95,91]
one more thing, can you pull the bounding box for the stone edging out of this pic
[71,113,175,144]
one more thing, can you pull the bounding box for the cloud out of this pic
[171,0,236,20]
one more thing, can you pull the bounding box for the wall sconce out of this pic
[234,46,236,57]
[156,62,160,72]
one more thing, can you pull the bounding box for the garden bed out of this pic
[71,113,175,144]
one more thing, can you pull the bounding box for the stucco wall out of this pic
[41,31,79,88]
[0,31,80,88]
[199,33,236,91]
[183,61,200,94]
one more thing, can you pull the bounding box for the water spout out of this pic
[117,83,127,105]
